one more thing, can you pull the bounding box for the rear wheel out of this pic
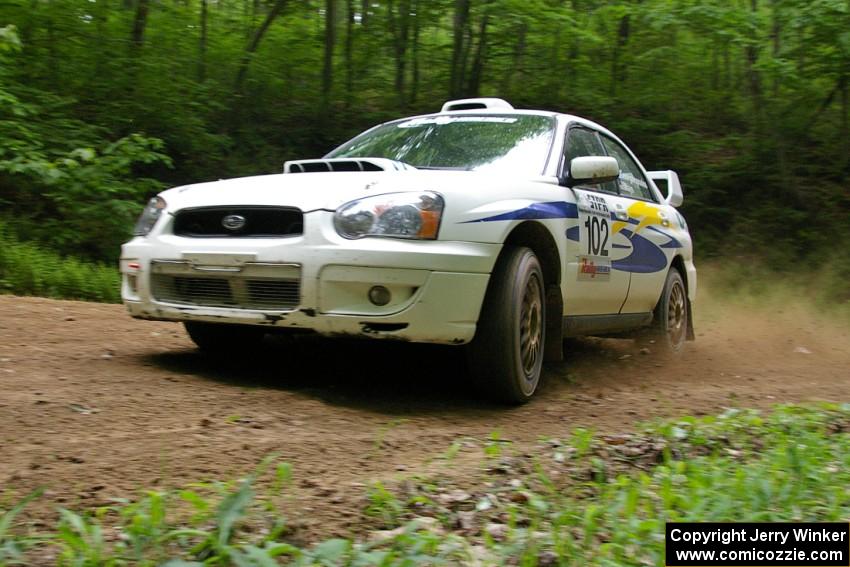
[468,247,546,404]
[183,321,266,354]
[649,269,688,353]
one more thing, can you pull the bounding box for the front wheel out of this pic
[468,247,546,404]
[649,269,688,353]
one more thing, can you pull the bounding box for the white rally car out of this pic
[121,98,696,403]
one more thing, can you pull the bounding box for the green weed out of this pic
[3,405,850,565]
[0,222,120,303]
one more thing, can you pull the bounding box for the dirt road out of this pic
[1,290,848,539]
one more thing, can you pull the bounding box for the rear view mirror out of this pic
[647,170,683,207]
[563,156,620,187]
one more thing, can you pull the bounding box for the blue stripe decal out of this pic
[465,201,579,223]
[611,229,668,274]
[467,203,673,275]
[648,226,683,249]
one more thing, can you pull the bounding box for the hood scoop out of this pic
[284,158,416,174]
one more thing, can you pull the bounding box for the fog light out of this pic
[127,274,138,293]
[368,285,391,306]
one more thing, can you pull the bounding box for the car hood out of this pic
[160,170,556,213]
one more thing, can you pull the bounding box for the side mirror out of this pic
[562,156,620,187]
[647,170,683,207]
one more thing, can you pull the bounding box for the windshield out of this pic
[326,114,556,175]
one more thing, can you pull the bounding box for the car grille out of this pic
[153,276,234,306]
[173,206,303,238]
[149,261,300,310]
[245,280,301,307]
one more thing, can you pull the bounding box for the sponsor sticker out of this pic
[577,256,611,281]
[577,193,611,216]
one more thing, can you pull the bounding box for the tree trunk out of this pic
[449,0,470,98]
[711,39,719,91]
[458,17,473,96]
[768,0,790,190]
[387,0,410,106]
[20,0,39,48]
[344,0,354,108]
[467,2,490,97]
[744,0,763,133]
[234,0,288,91]
[841,74,848,161]
[501,21,526,97]
[46,14,57,87]
[92,0,108,82]
[547,21,563,102]
[610,12,630,97]
[565,0,580,99]
[410,0,420,105]
[322,0,336,108]
[198,0,208,82]
[130,0,150,52]
[770,0,781,98]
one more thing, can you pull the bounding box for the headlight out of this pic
[133,196,166,236]
[334,192,444,240]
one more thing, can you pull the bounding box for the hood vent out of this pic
[284,158,416,174]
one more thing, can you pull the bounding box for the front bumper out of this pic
[121,211,499,344]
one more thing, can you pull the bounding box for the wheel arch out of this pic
[670,255,687,288]
[503,221,561,285]
[501,221,564,361]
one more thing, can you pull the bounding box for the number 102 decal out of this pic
[583,216,610,257]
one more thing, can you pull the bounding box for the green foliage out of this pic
[4,405,850,565]
[0,489,43,565]
[0,0,848,285]
[365,482,404,528]
[0,222,120,302]
[0,25,170,263]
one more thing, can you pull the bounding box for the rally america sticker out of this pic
[577,256,611,281]
[577,193,610,216]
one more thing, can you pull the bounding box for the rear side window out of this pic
[599,136,655,201]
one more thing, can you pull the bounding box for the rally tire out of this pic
[184,322,266,354]
[649,269,688,353]
[468,246,546,404]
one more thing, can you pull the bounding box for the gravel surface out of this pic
[1,292,848,540]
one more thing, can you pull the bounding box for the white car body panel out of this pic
[121,106,696,346]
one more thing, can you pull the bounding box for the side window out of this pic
[599,136,655,201]
[564,128,617,194]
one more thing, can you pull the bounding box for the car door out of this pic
[597,134,675,314]
[561,126,636,316]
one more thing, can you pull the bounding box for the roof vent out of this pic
[440,98,514,112]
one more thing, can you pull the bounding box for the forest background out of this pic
[0,0,848,301]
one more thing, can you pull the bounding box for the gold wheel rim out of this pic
[520,273,543,379]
